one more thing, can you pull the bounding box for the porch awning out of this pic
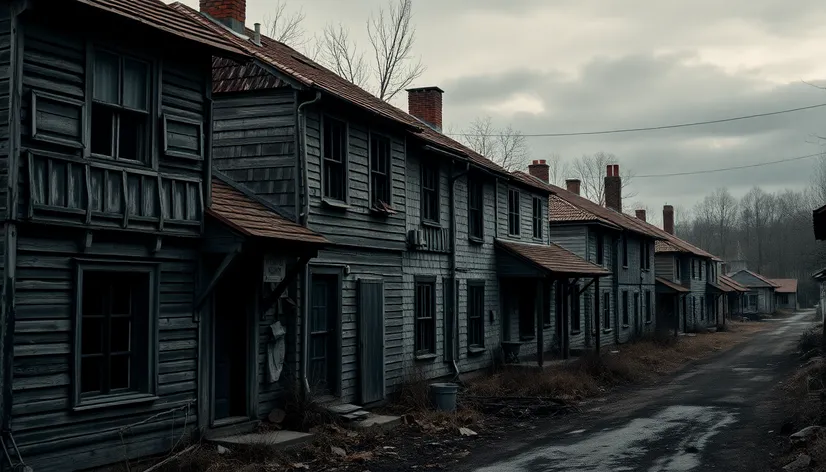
[495,240,610,278]
[209,177,329,245]
[656,277,689,293]
[707,281,729,294]
[720,275,749,292]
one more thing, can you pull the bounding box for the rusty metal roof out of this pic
[770,278,798,293]
[209,178,329,245]
[656,277,689,293]
[496,239,611,277]
[73,0,248,56]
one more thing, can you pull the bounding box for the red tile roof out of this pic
[627,216,721,261]
[656,277,689,293]
[720,275,749,292]
[210,178,329,245]
[74,0,248,56]
[770,278,798,293]
[169,2,548,194]
[496,240,611,277]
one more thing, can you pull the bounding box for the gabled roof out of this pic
[512,172,657,238]
[771,278,798,294]
[656,277,689,293]
[629,216,721,261]
[170,2,548,195]
[73,0,248,56]
[210,177,329,245]
[720,275,749,292]
[495,240,610,277]
[729,269,780,289]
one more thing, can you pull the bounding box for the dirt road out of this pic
[456,311,814,472]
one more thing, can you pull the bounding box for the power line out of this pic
[635,152,822,178]
[449,102,826,138]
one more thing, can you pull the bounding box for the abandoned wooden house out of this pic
[719,274,749,319]
[0,1,335,470]
[771,278,798,310]
[727,269,779,315]
[525,163,661,350]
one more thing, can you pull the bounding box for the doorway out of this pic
[309,272,340,395]
[212,269,250,422]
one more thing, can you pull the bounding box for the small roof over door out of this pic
[656,277,689,294]
[495,240,610,278]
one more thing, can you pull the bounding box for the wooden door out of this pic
[309,274,338,395]
[213,275,248,421]
[358,280,385,404]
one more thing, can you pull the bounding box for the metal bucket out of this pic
[429,382,459,412]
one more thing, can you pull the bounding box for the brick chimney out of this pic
[635,209,647,222]
[663,205,674,235]
[528,160,549,183]
[407,86,443,131]
[200,0,246,34]
[604,164,622,212]
[565,179,581,195]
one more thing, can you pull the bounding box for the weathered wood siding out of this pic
[549,224,588,352]
[685,257,708,330]
[495,180,549,245]
[212,89,298,219]
[0,6,10,219]
[11,228,198,471]
[586,227,616,349]
[616,233,656,342]
[549,225,587,258]
[654,253,676,282]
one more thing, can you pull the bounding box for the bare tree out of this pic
[705,187,738,260]
[547,152,570,187]
[459,116,530,171]
[265,0,307,46]
[319,23,368,87]
[570,152,637,205]
[809,152,826,207]
[367,0,425,101]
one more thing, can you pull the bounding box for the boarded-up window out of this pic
[508,188,520,236]
[163,115,203,160]
[370,134,392,209]
[421,161,439,223]
[90,50,150,164]
[31,91,85,148]
[468,178,483,240]
[322,116,347,201]
[467,281,484,348]
[415,279,436,355]
[532,196,542,239]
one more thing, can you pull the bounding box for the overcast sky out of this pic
[177,0,826,221]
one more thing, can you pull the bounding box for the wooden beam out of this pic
[151,236,163,254]
[260,256,311,320]
[81,230,93,252]
[194,245,241,311]
[578,277,597,295]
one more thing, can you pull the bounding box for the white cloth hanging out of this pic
[267,321,286,383]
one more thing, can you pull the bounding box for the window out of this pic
[74,263,157,408]
[571,285,581,332]
[699,261,704,280]
[645,291,652,322]
[421,161,439,223]
[532,197,543,239]
[596,233,604,265]
[622,291,629,325]
[508,188,520,236]
[691,260,696,279]
[639,241,650,271]
[700,296,705,320]
[622,236,628,267]
[370,133,391,209]
[467,282,485,349]
[634,292,640,325]
[322,116,347,201]
[414,279,436,355]
[90,50,150,164]
[468,178,484,240]
[779,294,789,304]
[601,291,611,329]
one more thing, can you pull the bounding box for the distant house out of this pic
[719,275,750,319]
[727,269,779,315]
[771,279,798,310]
[813,268,826,320]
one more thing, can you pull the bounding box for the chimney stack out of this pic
[528,160,549,183]
[200,0,246,34]
[635,209,647,222]
[663,205,674,235]
[565,179,581,195]
[604,164,622,212]
[407,86,443,131]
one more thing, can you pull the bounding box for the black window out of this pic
[421,161,439,223]
[603,292,611,329]
[415,280,436,355]
[370,133,391,209]
[691,260,696,279]
[634,292,640,324]
[699,261,704,280]
[571,285,581,332]
[622,236,628,267]
[75,266,156,407]
[622,291,629,325]
[645,291,652,322]
[467,282,484,348]
[91,51,150,164]
[532,197,543,239]
[779,294,789,304]
[639,241,646,270]
[322,116,347,201]
[700,296,705,320]
[596,233,604,265]
[508,188,520,236]
[468,179,484,240]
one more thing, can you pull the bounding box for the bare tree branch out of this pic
[547,152,570,187]
[319,23,369,87]
[570,152,637,205]
[458,116,530,171]
[265,0,307,46]
[366,0,425,101]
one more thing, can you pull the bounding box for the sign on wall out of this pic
[263,254,286,284]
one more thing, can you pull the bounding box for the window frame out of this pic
[691,260,696,279]
[507,188,521,236]
[700,295,705,320]
[571,284,581,333]
[645,290,652,322]
[634,292,640,325]
[72,259,160,410]
[368,130,393,211]
[414,276,438,357]
[622,291,629,326]
[31,90,87,149]
[531,196,543,240]
[467,280,485,350]
[420,159,440,224]
[320,114,349,204]
[162,114,204,161]
[467,177,484,241]
[596,233,604,266]
[602,291,611,330]
[86,46,154,167]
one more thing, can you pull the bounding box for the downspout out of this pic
[297,91,322,396]
[449,162,470,379]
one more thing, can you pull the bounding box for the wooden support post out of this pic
[536,278,544,368]
[594,277,601,355]
[562,279,570,360]
[260,255,311,320]
[194,244,241,311]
